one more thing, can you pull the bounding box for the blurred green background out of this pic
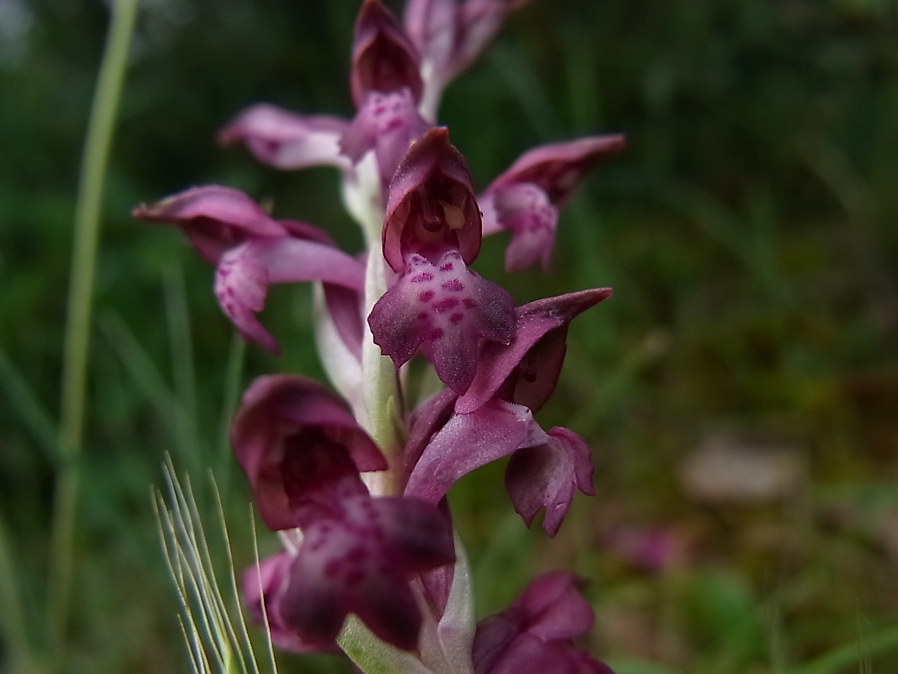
[2,0,898,672]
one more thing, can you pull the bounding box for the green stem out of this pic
[360,248,404,490]
[48,0,139,654]
[216,332,246,495]
[0,513,39,674]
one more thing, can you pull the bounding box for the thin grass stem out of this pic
[0,512,39,674]
[48,0,139,654]
[216,332,246,493]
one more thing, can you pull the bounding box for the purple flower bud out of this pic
[341,88,432,187]
[456,288,612,414]
[218,104,352,170]
[382,127,482,273]
[351,0,424,108]
[481,135,625,271]
[230,375,387,531]
[473,572,614,674]
[368,250,515,394]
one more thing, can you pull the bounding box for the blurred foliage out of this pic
[1,0,898,672]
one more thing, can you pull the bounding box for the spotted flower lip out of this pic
[382,127,482,273]
[352,0,424,108]
[279,494,455,651]
[217,104,352,171]
[242,551,340,654]
[472,572,614,674]
[241,494,456,655]
[368,250,515,394]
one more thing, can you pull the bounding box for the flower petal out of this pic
[403,388,458,480]
[242,551,339,653]
[455,0,532,79]
[351,0,423,107]
[405,400,547,504]
[491,183,558,272]
[473,572,614,674]
[278,494,454,651]
[367,251,515,393]
[231,375,386,530]
[133,185,289,263]
[214,237,366,352]
[218,104,352,170]
[486,135,625,208]
[341,89,432,186]
[506,427,595,537]
[383,127,482,273]
[456,288,612,415]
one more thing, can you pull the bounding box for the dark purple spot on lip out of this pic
[347,547,367,564]
[344,568,365,587]
[449,312,464,324]
[410,272,434,283]
[429,328,445,341]
[418,311,428,320]
[441,279,464,292]
[439,262,454,271]
[418,290,435,303]
[463,298,477,309]
[433,298,460,313]
[324,559,343,578]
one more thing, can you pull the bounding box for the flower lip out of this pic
[351,0,424,108]
[382,127,481,273]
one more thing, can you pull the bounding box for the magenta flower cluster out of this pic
[136,1,622,672]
